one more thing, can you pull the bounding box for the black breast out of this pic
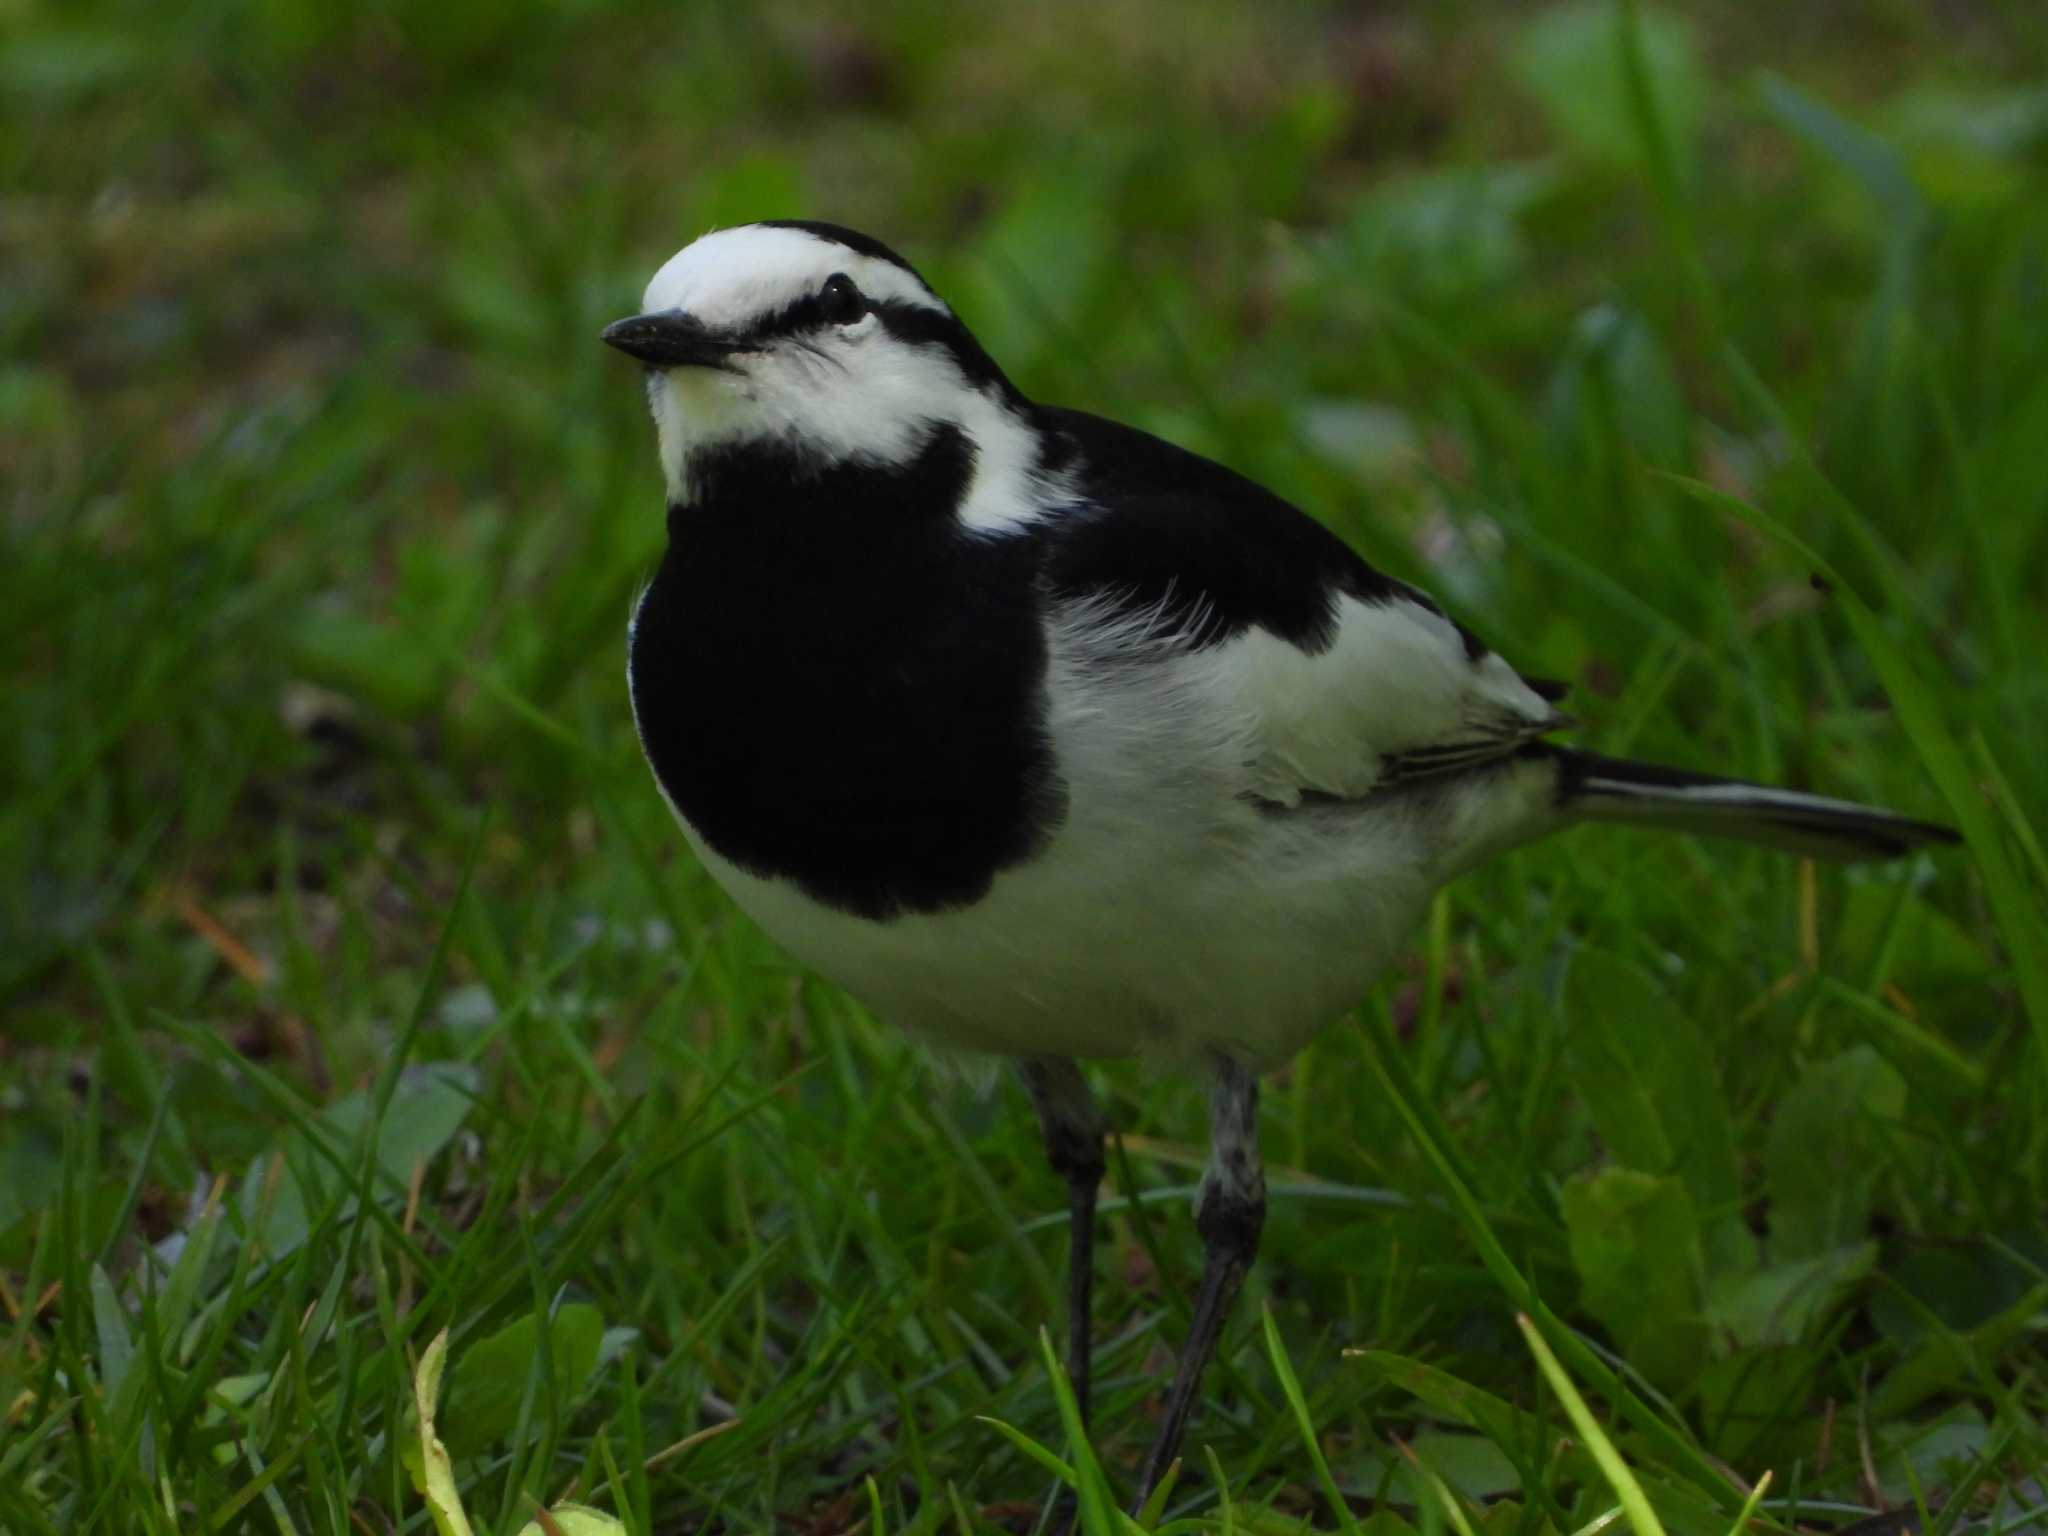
[627,425,1066,921]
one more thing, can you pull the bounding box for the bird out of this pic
[601,219,1959,1508]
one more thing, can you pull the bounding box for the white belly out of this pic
[641,595,1560,1068]
[681,795,1435,1068]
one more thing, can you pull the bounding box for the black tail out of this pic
[1552,749,1960,862]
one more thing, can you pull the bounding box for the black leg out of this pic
[1018,1058,1107,1423]
[1132,1056,1264,1510]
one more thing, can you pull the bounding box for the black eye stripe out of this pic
[726,293,1011,396]
[734,283,863,344]
[868,301,1006,391]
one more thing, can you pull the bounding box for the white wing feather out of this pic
[1179,593,1566,805]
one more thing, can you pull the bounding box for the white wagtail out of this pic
[602,220,1958,1503]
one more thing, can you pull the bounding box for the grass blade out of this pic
[1260,1302,1362,1536]
[1658,470,2048,1079]
[1356,1009,1741,1510]
[1036,1326,1125,1535]
[1516,1313,1667,1536]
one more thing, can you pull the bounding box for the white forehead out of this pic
[641,224,948,329]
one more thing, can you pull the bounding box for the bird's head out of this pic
[604,220,1022,508]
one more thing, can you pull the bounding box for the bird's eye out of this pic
[818,273,866,326]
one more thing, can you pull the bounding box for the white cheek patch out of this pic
[645,341,945,501]
[648,325,1059,523]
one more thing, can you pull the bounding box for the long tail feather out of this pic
[1552,749,1959,862]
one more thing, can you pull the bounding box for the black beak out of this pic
[600,311,750,369]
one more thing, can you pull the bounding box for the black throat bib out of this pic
[627,425,1066,922]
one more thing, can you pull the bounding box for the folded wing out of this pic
[1032,406,1568,806]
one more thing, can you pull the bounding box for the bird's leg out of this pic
[1132,1055,1264,1509]
[1018,1057,1107,1423]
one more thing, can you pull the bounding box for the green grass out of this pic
[5,0,2048,1530]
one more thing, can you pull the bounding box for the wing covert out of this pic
[1030,405,1570,804]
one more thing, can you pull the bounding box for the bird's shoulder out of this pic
[1030,404,1404,651]
[1025,405,1570,802]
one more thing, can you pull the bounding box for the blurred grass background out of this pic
[5,0,2048,1531]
